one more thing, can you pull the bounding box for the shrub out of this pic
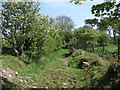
[68,49,109,69]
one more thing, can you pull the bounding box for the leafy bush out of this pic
[68,49,109,68]
[98,31,110,46]
[74,25,100,50]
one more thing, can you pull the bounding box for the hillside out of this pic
[1,49,119,88]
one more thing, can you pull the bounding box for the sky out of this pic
[39,0,102,28]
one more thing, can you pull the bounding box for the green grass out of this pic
[95,44,117,52]
[1,49,71,88]
[1,49,69,76]
[105,44,117,51]
[68,49,110,68]
[1,49,117,88]
[1,55,31,75]
[29,49,69,74]
[94,44,118,59]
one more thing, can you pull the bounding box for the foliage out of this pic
[55,15,74,32]
[1,1,120,89]
[91,1,120,59]
[84,18,98,27]
[91,2,119,18]
[25,16,65,60]
[68,49,109,68]
[1,49,69,76]
[95,44,118,60]
[93,62,120,88]
[74,25,100,50]
[1,2,40,56]
[98,31,110,46]
[95,44,117,52]
[92,1,120,59]
[1,3,65,61]
[0,49,109,88]
[55,16,74,49]
[1,49,119,88]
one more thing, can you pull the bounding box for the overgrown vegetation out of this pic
[1,1,120,89]
[68,49,110,68]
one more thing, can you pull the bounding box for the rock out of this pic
[30,79,34,82]
[83,62,89,66]
[20,79,23,82]
[62,86,67,88]
[2,70,6,73]
[24,80,27,83]
[63,83,68,85]
[45,82,49,85]
[27,76,32,79]
[45,87,48,89]
[15,72,18,75]
[33,86,37,88]
[8,74,12,77]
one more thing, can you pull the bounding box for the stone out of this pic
[45,87,48,89]
[15,72,18,75]
[33,86,37,88]
[8,74,12,77]
[2,70,6,73]
[20,79,23,82]
[63,83,68,85]
[83,62,89,66]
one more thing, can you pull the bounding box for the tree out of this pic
[91,1,120,59]
[98,31,110,57]
[25,16,65,60]
[85,17,111,57]
[70,0,116,5]
[74,25,99,51]
[1,2,40,56]
[55,16,74,48]
[106,17,119,42]
[84,18,98,28]
[55,15,74,32]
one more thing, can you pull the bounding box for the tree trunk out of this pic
[108,29,111,37]
[102,42,105,58]
[113,31,116,42]
[19,39,25,56]
[83,43,86,50]
[13,36,19,56]
[118,36,120,60]
[92,44,94,52]
[71,46,75,53]
[12,26,19,56]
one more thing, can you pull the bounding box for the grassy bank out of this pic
[1,49,119,88]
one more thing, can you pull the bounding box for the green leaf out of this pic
[77,3,82,5]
